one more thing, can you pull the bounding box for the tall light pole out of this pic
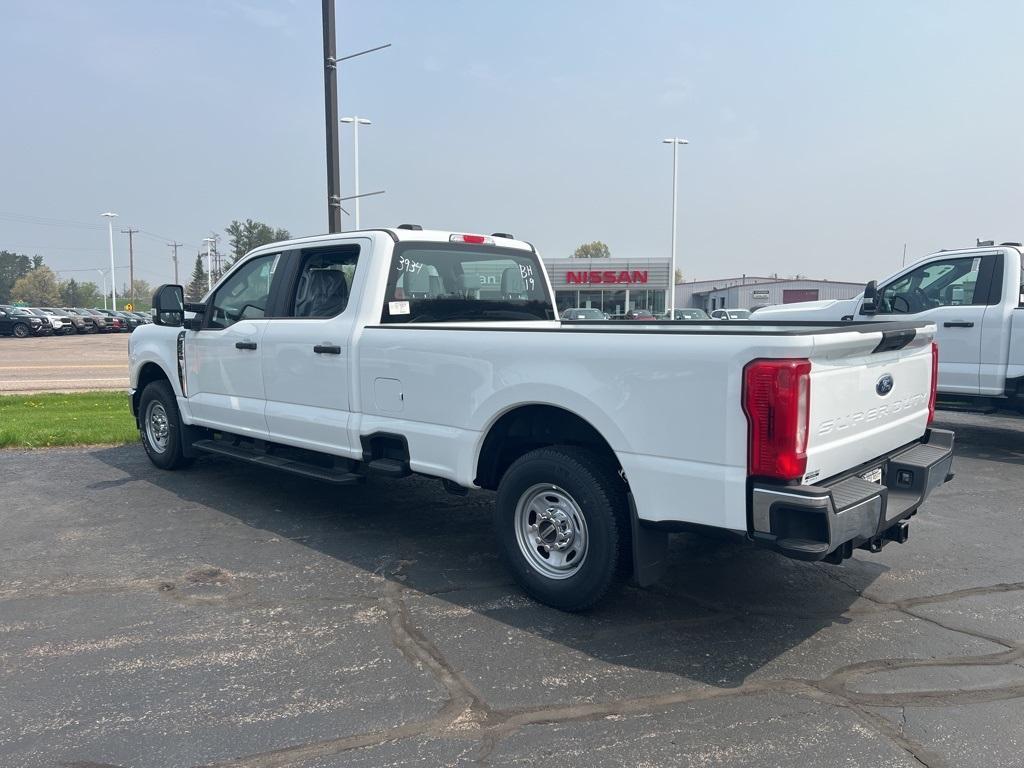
[101,212,118,310]
[203,237,215,291]
[662,138,688,317]
[340,116,372,229]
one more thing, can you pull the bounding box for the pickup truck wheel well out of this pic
[133,363,173,422]
[475,405,621,491]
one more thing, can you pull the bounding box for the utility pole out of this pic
[121,226,138,304]
[168,241,183,284]
[203,238,215,291]
[323,0,342,233]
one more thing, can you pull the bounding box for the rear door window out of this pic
[285,245,360,318]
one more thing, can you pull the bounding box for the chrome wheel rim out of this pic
[145,400,170,454]
[514,484,589,579]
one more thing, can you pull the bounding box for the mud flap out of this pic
[629,494,668,588]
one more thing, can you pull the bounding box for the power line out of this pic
[0,211,105,230]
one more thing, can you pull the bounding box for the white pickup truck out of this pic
[129,227,954,610]
[755,243,1024,411]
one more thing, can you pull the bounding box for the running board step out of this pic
[192,440,362,485]
[367,458,410,478]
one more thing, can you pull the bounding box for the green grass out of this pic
[0,391,139,448]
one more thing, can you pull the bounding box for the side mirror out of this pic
[152,284,184,327]
[861,280,878,315]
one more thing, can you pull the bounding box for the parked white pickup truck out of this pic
[129,227,954,610]
[755,243,1024,411]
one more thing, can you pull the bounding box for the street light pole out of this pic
[662,138,688,317]
[340,116,372,229]
[101,212,118,310]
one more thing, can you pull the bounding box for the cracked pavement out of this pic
[0,410,1022,767]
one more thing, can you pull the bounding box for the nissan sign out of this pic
[566,270,649,285]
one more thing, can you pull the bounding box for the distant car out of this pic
[77,308,115,332]
[114,311,143,331]
[560,308,606,321]
[666,308,710,320]
[0,306,45,338]
[710,309,751,320]
[624,309,657,320]
[28,307,74,335]
[55,308,98,333]
[91,308,128,332]
[128,311,152,324]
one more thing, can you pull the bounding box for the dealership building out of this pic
[675,275,864,313]
[542,257,672,315]
[541,258,864,315]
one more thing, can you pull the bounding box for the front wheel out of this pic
[139,380,193,470]
[494,446,627,611]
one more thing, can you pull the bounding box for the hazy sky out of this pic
[2,0,1022,290]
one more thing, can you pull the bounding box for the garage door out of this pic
[783,289,819,303]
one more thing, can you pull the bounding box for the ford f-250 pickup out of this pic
[129,227,954,610]
[755,242,1024,413]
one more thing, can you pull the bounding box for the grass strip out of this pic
[0,391,138,448]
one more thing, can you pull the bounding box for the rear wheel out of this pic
[494,446,626,611]
[139,380,193,470]
[12,323,30,338]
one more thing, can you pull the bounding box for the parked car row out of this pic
[559,307,752,321]
[0,305,151,337]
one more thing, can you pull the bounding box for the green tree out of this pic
[74,281,103,307]
[674,268,684,285]
[572,241,611,259]
[11,265,62,306]
[186,254,208,302]
[121,279,153,302]
[225,219,290,265]
[0,251,33,303]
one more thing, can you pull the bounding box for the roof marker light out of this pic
[449,234,493,245]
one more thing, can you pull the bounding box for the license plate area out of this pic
[860,467,883,485]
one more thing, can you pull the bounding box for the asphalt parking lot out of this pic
[0,410,1021,767]
[0,334,129,393]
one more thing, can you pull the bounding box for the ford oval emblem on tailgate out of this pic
[876,373,894,396]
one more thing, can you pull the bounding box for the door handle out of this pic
[235,341,258,350]
[943,321,974,328]
[313,344,342,354]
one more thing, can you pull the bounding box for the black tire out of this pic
[139,380,193,470]
[494,446,627,611]
[12,323,30,338]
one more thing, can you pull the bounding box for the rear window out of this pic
[381,243,554,323]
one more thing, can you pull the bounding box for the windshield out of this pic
[675,309,708,319]
[381,243,553,323]
[562,308,604,320]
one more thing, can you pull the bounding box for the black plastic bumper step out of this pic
[192,440,362,485]
[367,458,410,478]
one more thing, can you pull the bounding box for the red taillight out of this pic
[743,359,812,480]
[928,341,938,424]
[449,233,493,245]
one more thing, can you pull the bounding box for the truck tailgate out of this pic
[804,329,934,484]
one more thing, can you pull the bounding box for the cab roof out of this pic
[248,227,536,256]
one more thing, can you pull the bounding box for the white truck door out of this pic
[184,252,281,437]
[861,253,991,394]
[261,241,364,456]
